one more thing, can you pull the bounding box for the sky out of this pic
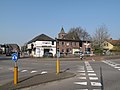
[0,0,120,46]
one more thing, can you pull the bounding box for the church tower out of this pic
[58,27,66,39]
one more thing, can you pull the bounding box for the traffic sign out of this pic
[12,53,18,62]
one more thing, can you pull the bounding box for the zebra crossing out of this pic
[74,61,102,90]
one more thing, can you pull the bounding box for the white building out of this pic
[27,34,56,57]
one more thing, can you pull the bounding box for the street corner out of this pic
[0,72,75,90]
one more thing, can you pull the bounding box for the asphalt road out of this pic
[0,56,120,90]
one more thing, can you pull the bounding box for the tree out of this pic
[92,25,110,54]
[67,27,91,40]
[92,25,110,47]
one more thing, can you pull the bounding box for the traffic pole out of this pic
[14,62,18,85]
[56,58,60,74]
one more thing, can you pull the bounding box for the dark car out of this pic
[43,52,53,58]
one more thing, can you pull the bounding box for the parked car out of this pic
[74,51,84,57]
[43,52,53,57]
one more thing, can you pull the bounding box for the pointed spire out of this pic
[60,27,65,33]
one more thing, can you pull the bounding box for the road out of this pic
[0,57,120,90]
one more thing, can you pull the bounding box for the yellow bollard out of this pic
[14,66,18,85]
[56,59,60,74]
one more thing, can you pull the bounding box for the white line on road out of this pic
[86,68,93,71]
[30,71,38,73]
[79,73,86,76]
[114,67,120,69]
[74,82,87,85]
[41,71,48,74]
[91,82,102,86]
[87,71,95,72]
[89,77,98,80]
[88,73,96,76]
[77,71,85,72]
[78,77,86,79]
[21,70,28,72]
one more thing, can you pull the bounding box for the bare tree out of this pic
[92,25,110,47]
[67,27,91,40]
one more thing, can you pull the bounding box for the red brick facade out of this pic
[57,28,92,55]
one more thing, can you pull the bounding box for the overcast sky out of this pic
[0,0,120,46]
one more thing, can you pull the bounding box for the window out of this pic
[57,42,59,46]
[104,43,106,46]
[107,43,108,46]
[62,49,64,52]
[52,41,54,45]
[104,43,108,46]
[74,42,76,46]
[62,42,64,46]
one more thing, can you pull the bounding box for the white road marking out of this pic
[91,82,102,86]
[77,71,85,72]
[93,89,101,90]
[41,71,48,74]
[74,82,87,85]
[89,77,98,80]
[79,73,86,76]
[88,73,96,76]
[30,71,38,73]
[110,64,116,67]
[78,77,86,79]
[118,69,120,70]
[87,71,94,72]
[86,68,93,70]
[21,70,28,72]
[114,67,120,69]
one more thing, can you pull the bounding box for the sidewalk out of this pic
[0,72,75,90]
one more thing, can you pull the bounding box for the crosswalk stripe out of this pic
[74,82,87,85]
[78,77,86,79]
[91,82,102,86]
[88,73,96,76]
[79,73,86,76]
[77,71,85,72]
[89,77,98,80]
[87,71,94,72]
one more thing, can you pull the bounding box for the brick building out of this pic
[57,27,92,56]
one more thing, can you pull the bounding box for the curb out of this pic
[0,72,75,90]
